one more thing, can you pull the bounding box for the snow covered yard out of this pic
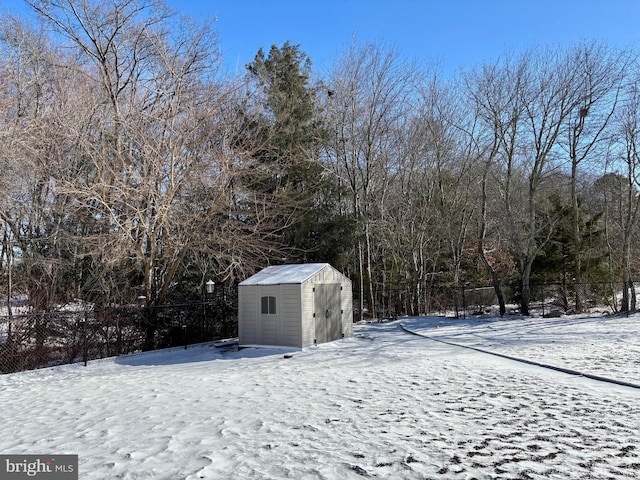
[0,315,639,479]
[403,313,640,385]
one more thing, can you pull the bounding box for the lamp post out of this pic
[136,295,153,351]
[205,280,215,339]
[182,314,188,349]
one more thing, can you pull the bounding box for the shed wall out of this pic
[341,280,353,337]
[238,286,258,345]
[300,265,353,347]
[238,284,302,347]
[239,264,352,349]
[278,284,303,347]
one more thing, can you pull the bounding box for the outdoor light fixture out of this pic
[203,280,216,345]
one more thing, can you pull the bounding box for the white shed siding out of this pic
[238,284,303,347]
[256,285,279,346]
[238,285,258,345]
[300,264,353,347]
[278,285,302,347]
[341,280,353,336]
[238,263,352,348]
[301,279,315,347]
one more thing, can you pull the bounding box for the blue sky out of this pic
[3,0,640,77]
[166,0,640,76]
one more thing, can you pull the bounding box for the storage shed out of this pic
[238,263,353,348]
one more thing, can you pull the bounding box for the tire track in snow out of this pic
[399,323,640,390]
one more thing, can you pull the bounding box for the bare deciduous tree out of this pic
[610,65,640,311]
[560,42,630,311]
[24,0,290,311]
[323,40,417,319]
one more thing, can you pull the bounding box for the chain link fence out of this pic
[453,281,634,319]
[369,281,637,319]
[0,303,236,374]
[3,281,635,373]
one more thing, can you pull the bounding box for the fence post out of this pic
[182,317,188,350]
[453,288,459,319]
[462,285,466,320]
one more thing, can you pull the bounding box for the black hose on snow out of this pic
[400,323,640,390]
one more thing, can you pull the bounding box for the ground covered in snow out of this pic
[413,313,640,386]
[1,314,639,479]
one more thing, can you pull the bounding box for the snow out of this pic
[238,263,330,285]
[1,313,639,479]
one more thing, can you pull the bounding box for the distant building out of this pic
[238,263,353,348]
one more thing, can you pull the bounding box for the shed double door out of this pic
[314,284,342,344]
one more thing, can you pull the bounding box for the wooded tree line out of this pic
[2,0,640,318]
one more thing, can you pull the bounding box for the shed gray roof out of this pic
[239,263,331,286]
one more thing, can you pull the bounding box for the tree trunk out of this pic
[478,244,506,316]
[520,260,533,316]
[364,220,376,319]
[478,158,506,316]
[358,240,365,322]
[571,160,585,313]
[622,236,633,312]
